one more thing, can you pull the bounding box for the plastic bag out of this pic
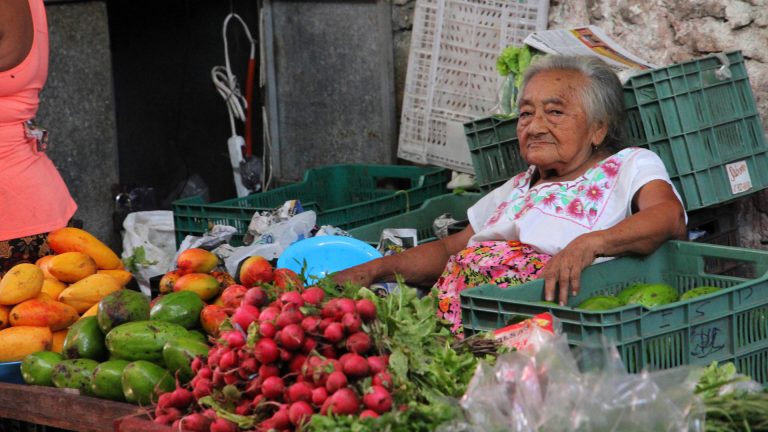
[444,330,705,432]
[121,210,176,296]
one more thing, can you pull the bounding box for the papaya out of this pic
[616,282,649,305]
[577,295,624,311]
[9,293,79,331]
[35,255,56,279]
[21,351,64,386]
[97,289,150,334]
[97,269,133,286]
[91,359,130,401]
[0,305,10,330]
[51,329,67,353]
[121,360,175,405]
[0,263,44,305]
[105,320,189,363]
[0,326,52,361]
[150,290,205,329]
[158,270,184,295]
[162,337,209,383]
[40,278,68,301]
[680,286,721,300]
[47,227,123,270]
[626,283,678,308]
[173,272,220,301]
[63,316,108,361]
[176,248,218,274]
[58,273,122,313]
[47,252,98,283]
[50,358,99,395]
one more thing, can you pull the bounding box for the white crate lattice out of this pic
[398,0,549,173]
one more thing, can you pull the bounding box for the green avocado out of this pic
[121,360,175,405]
[105,320,189,364]
[185,329,208,344]
[91,359,131,401]
[149,291,205,329]
[21,351,64,386]
[51,358,99,395]
[616,282,649,305]
[97,289,151,334]
[577,295,623,311]
[63,316,108,361]
[162,337,210,383]
[626,283,678,308]
[680,286,721,301]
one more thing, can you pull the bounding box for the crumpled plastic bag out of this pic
[439,328,705,432]
[122,210,176,296]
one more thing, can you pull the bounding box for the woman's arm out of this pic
[541,179,687,304]
[0,0,34,72]
[332,225,475,288]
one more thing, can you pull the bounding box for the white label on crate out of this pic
[726,160,753,194]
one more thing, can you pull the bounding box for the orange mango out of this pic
[239,256,274,287]
[0,263,44,305]
[200,304,228,337]
[47,227,122,270]
[41,278,68,300]
[80,302,99,319]
[174,273,220,301]
[0,305,10,330]
[58,273,122,313]
[98,269,133,286]
[35,255,56,279]
[51,329,68,353]
[48,251,98,283]
[159,270,184,295]
[176,248,219,274]
[0,326,52,362]
[211,271,236,290]
[9,293,79,331]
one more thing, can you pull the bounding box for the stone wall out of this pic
[391,0,768,248]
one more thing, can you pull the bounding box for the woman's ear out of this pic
[591,121,609,146]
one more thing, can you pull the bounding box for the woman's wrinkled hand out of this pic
[540,232,603,305]
[331,263,378,289]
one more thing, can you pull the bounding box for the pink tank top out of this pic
[0,0,77,240]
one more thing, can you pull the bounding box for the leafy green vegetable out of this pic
[121,246,158,273]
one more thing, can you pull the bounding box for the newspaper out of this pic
[524,25,658,72]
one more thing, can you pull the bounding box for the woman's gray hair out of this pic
[516,55,626,151]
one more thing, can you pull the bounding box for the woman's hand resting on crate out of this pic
[334,54,687,335]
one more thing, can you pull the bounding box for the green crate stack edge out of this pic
[347,193,484,246]
[460,241,768,384]
[463,51,768,211]
[172,164,450,247]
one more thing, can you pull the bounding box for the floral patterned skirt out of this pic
[0,233,52,277]
[434,240,551,335]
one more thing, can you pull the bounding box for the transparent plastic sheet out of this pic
[440,327,705,432]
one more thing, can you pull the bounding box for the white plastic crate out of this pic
[398,0,549,173]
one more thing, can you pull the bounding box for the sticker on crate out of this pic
[726,160,753,195]
[492,312,555,352]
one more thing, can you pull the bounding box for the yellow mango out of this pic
[97,269,133,286]
[47,227,122,270]
[0,305,10,330]
[52,329,68,353]
[80,302,99,319]
[48,251,98,283]
[9,293,79,331]
[41,277,68,300]
[58,273,122,313]
[35,255,57,279]
[0,263,44,305]
[174,272,221,301]
[0,326,52,362]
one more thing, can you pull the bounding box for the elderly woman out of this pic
[334,55,687,334]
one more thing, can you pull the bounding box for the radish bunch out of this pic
[153,285,395,431]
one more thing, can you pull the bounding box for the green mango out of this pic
[680,286,721,300]
[105,320,189,364]
[121,360,175,405]
[616,283,649,305]
[97,289,151,334]
[63,316,108,361]
[51,358,99,395]
[91,359,131,401]
[186,329,208,344]
[162,337,210,383]
[626,283,678,308]
[149,291,205,329]
[21,351,64,386]
[577,295,623,311]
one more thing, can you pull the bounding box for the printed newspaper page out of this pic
[524,25,658,71]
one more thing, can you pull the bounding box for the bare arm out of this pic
[0,0,34,72]
[332,225,475,287]
[542,179,687,304]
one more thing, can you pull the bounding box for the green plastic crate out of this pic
[461,241,768,383]
[624,51,768,210]
[347,193,484,245]
[172,164,450,246]
[463,115,524,192]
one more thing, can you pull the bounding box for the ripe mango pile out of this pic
[0,227,131,361]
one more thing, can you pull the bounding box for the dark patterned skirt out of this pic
[0,233,52,277]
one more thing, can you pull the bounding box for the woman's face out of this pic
[516,69,607,178]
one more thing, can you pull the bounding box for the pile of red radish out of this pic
[153,284,395,431]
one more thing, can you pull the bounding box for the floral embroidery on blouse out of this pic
[484,148,635,230]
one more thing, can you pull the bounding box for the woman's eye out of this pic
[519,111,532,118]
[547,110,563,116]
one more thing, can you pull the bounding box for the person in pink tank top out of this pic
[0,0,77,275]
